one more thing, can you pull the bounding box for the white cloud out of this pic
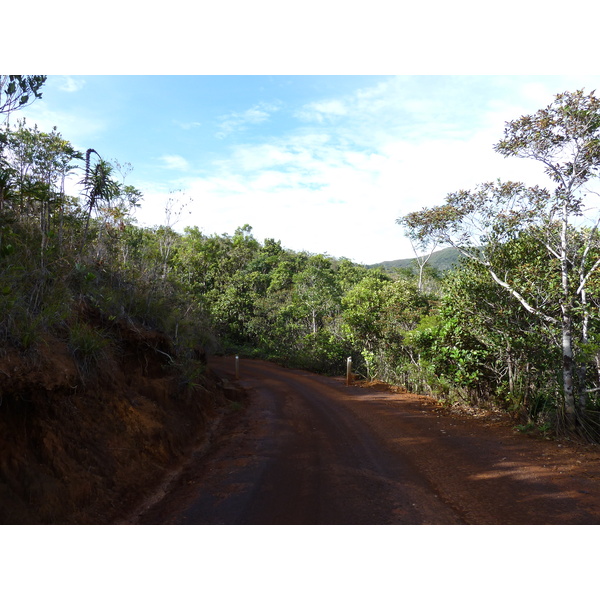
[295,99,348,123]
[216,101,281,138]
[159,154,191,171]
[174,120,202,130]
[57,76,86,93]
[161,143,541,263]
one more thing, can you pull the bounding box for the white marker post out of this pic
[346,356,352,386]
[235,355,240,380]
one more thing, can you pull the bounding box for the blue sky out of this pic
[17,74,600,264]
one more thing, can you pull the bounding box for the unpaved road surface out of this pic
[131,357,600,525]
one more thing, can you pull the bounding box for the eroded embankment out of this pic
[0,304,232,525]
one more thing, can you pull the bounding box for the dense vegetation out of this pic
[2,77,600,440]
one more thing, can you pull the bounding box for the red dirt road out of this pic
[131,357,600,525]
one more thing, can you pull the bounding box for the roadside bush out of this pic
[68,321,111,380]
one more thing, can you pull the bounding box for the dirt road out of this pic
[132,357,600,525]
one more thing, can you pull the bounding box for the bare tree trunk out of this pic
[561,308,577,428]
[506,346,515,396]
[561,206,577,428]
[579,282,591,410]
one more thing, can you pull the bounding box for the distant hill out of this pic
[369,246,462,274]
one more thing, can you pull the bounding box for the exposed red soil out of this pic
[0,308,229,525]
[130,357,600,525]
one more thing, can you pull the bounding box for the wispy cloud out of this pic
[174,120,202,130]
[58,76,86,93]
[295,99,348,123]
[159,154,191,171]
[216,101,281,138]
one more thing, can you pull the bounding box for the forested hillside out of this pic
[2,77,600,520]
[370,246,461,274]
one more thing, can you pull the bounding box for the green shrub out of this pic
[68,321,111,378]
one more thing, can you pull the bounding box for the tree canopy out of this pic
[0,76,46,118]
[401,89,600,431]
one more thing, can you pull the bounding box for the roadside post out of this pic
[346,356,352,386]
[235,355,240,380]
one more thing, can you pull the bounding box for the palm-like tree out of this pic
[80,149,121,251]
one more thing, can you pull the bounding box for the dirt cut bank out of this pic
[0,304,235,525]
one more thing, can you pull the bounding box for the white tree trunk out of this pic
[561,309,577,427]
[560,205,577,427]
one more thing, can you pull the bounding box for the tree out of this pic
[495,89,600,423]
[292,254,340,336]
[342,275,430,381]
[401,90,600,430]
[2,120,82,262]
[396,215,438,292]
[435,248,560,412]
[79,150,121,251]
[0,76,46,119]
